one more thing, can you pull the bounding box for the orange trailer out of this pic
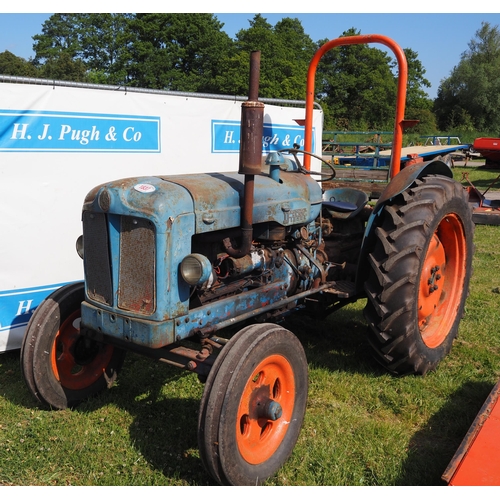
[442,379,500,485]
[473,137,500,167]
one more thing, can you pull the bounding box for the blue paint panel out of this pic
[0,110,160,152]
[212,120,315,153]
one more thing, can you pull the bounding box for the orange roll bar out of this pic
[304,34,408,179]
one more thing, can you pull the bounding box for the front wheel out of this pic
[20,282,126,409]
[364,175,474,375]
[198,324,308,485]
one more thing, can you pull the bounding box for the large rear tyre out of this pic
[198,324,308,485]
[364,175,474,375]
[20,282,126,409]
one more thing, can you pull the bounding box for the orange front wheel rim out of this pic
[51,310,114,391]
[236,354,295,464]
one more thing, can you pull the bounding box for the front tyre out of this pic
[198,324,308,485]
[20,282,126,409]
[364,175,474,375]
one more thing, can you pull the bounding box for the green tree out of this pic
[404,48,432,110]
[27,12,433,120]
[223,14,315,100]
[214,14,275,96]
[268,16,316,99]
[403,48,436,134]
[32,14,83,64]
[32,13,236,88]
[32,13,134,84]
[126,13,234,91]
[315,28,398,130]
[38,52,88,81]
[77,14,134,84]
[0,51,38,77]
[405,107,438,135]
[215,14,315,100]
[434,21,500,132]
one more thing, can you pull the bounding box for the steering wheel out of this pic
[279,148,336,181]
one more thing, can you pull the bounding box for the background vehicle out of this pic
[20,35,474,486]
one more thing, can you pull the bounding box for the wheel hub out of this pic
[52,310,116,391]
[427,265,442,295]
[250,385,283,421]
[419,233,446,328]
[258,399,283,421]
[72,336,100,365]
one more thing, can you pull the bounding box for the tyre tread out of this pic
[363,175,474,375]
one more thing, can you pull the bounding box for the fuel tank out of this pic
[162,171,322,233]
[85,170,323,233]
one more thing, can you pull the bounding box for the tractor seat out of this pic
[322,188,369,219]
[322,200,358,212]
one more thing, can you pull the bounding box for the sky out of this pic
[1,3,500,99]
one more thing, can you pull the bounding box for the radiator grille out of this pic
[83,211,113,305]
[118,216,156,314]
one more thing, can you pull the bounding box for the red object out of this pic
[303,35,407,179]
[442,380,500,485]
[404,153,424,168]
[473,137,500,164]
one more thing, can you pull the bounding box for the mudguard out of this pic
[355,160,453,293]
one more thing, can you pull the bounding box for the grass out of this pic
[1,165,500,486]
[454,160,500,193]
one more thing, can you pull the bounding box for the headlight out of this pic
[180,254,212,286]
[76,235,84,259]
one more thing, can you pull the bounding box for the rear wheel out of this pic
[364,175,474,375]
[198,323,308,485]
[20,282,126,409]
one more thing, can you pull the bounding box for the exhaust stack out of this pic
[223,51,264,258]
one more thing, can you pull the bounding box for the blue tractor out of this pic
[20,35,474,485]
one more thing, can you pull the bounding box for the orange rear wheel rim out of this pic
[418,213,467,348]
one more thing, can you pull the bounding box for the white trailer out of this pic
[0,75,323,352]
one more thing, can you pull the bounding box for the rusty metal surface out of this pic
[241,175,255,231]
[118,215,156,315]
[239,106,264,175]
[166,172,322,234]
[81,299,177,348]
[193,282,338,338]
[374,160,453,211]
[238,51,265,176]
[83,211,113,306]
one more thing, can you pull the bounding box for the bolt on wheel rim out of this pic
[236,354,295,464]
[418,214,467,348]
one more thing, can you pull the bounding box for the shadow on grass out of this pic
[282,305,387,378]
[0,349,37,409]
[112,309,385,485]
[1,306,392,486]
[1,348,215,485]
[395,379,494,486]
[83,352,216,485]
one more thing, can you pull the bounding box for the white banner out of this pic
[0,80,323,352]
